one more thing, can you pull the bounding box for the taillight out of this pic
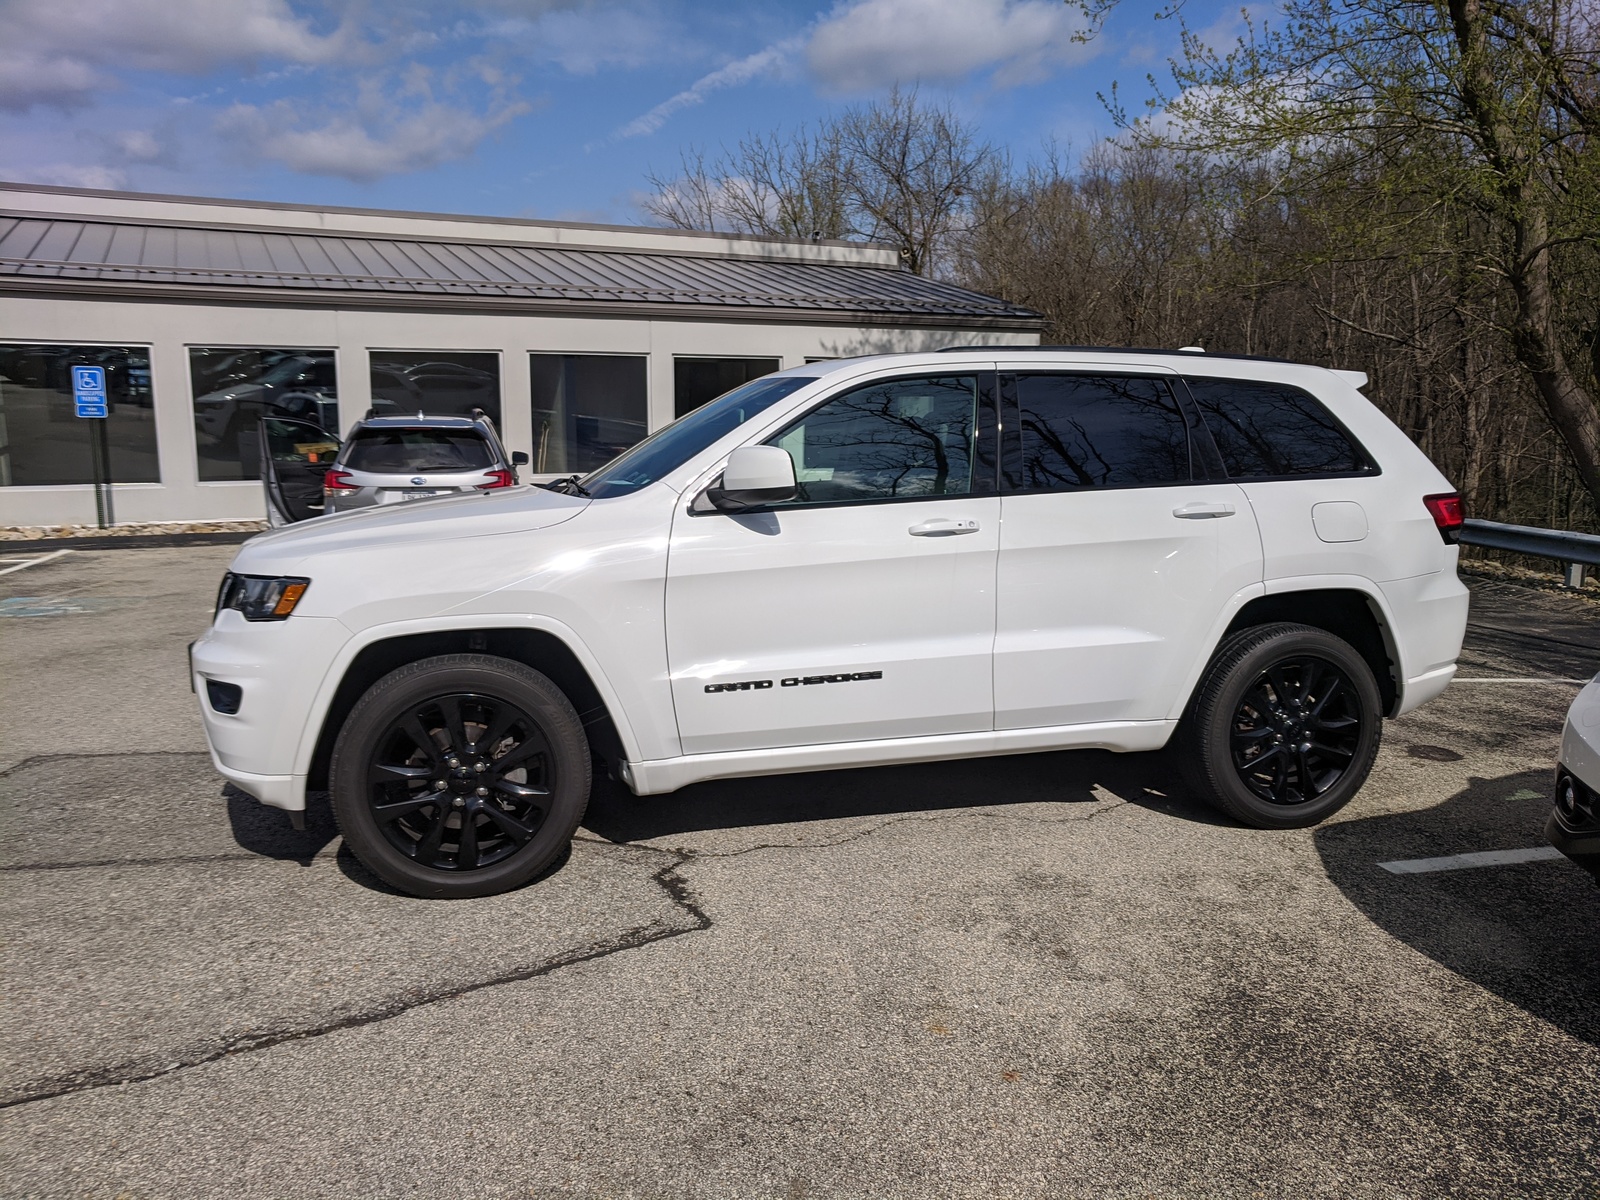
[324,469,357,493]
[1423,492,1463,543]
[478,469,515,490]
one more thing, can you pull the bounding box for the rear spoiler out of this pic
[1331,369,1368,390]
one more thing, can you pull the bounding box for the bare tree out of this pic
[1134,0,1600,506]
[642,88,997,276]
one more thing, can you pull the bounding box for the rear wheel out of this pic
[330,654,590,898]
[1178,623,1382,829]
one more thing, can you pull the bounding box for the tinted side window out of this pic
[1006,373,1190,491]
[766,374,982,504]
[1185,378,1369,478]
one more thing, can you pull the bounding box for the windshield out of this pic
[342,428,494,473]
[581,375,816,499]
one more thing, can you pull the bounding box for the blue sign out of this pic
[72,365,107,419]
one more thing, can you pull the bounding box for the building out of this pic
[0,183,1042,527]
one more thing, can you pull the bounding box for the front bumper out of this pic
[1549,674,1600,877]
[191,611,349,812]
[1548,770,1600,878]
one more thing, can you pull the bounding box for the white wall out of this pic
[0,294,1038,527]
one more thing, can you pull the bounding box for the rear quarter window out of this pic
[1184,378,1373,479]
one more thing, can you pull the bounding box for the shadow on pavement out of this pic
[224,784,338,866]
[1314,769,1600,1046]
[582,745,1225,843]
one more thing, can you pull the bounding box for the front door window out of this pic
[765,374,989,504]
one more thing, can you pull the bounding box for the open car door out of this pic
[259,416,341,525]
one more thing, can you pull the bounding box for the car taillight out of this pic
[478,469,515,490]
[324,469,357,493]
[1423,492,1463,543]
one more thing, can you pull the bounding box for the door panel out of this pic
[994,485,1260,727]
[666,369,1000,756]
[993,368,1263,729]
[666,498,1000,754]
[259,417,339,524]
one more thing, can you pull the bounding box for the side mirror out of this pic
[511,451,529,466]
[706,445,797,512]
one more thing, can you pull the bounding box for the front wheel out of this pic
[1177,623,1382,829]
[330,654,591,898]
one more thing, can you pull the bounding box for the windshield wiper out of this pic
[538,474,591,497]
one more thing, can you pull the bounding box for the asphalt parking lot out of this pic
[1,544,1596,1199]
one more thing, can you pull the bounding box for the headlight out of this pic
[216,572,310,621]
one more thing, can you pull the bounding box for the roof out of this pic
[0,210,1043,330]
[0,180,888,254]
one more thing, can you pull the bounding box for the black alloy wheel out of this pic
[1179,623,1382,829]
[1229,656,1362,807]
[367,693,553,872]
[331,654,590,898]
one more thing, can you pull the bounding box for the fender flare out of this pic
[288,613,645,777]
[1164,574,1406,722]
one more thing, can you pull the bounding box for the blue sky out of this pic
[0,0,1246,225]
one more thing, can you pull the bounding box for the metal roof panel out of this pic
[0,215,1041,324]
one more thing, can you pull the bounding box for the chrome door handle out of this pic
[909,518,980,536]
[1173,501,1236,519]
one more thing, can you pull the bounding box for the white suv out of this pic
[191,349,1470,898]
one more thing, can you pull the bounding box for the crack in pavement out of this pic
[593,792,1137,864]
[0,847,709,1113]
[1,770,1137,1111]
[0,750,213,777]
[0,853,265,873]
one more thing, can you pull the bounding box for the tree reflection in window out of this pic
[1008,374,1191,491]
[1185,378,1368,478]
[766,375,978,503]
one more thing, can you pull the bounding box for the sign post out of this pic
[71,365,114,528]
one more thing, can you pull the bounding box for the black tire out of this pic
[329,654,591,898]
[1177,623,1382,829]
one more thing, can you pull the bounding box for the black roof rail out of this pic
[933,344,1303,366]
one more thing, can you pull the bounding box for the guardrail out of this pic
[1459,518,1600,588]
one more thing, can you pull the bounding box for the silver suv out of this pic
[260,410,527,524]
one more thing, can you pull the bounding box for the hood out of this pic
[237,485,589,569]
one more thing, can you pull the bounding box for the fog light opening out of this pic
[206,679,243,716]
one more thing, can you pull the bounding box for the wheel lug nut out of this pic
[476,786,488,797]
[433,780,445,790]
[452,797,465,808]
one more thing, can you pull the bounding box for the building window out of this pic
[370,351,501,427]
[674,357,781,419]
[190,348,338,482]
[0,344,158,487]
[529,354,647,475]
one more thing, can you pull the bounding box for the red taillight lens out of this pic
[324,469,357,493]
[1423,492,1463,543]
[478,469,515,490]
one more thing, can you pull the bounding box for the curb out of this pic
[0,531,259,552]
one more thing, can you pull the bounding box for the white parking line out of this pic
[1379,847,1566,874]
[0,548,73,577]
[1452,678,1591,683]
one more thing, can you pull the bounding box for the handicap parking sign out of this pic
[72,365,107,418]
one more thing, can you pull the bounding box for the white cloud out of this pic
[806,0,1097,92]
[217,96,531,182]
[612,39,800,141]
[106,130,175,165]
[481,2,688,75]
[8,162,130,189]
[0,0,352,112]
